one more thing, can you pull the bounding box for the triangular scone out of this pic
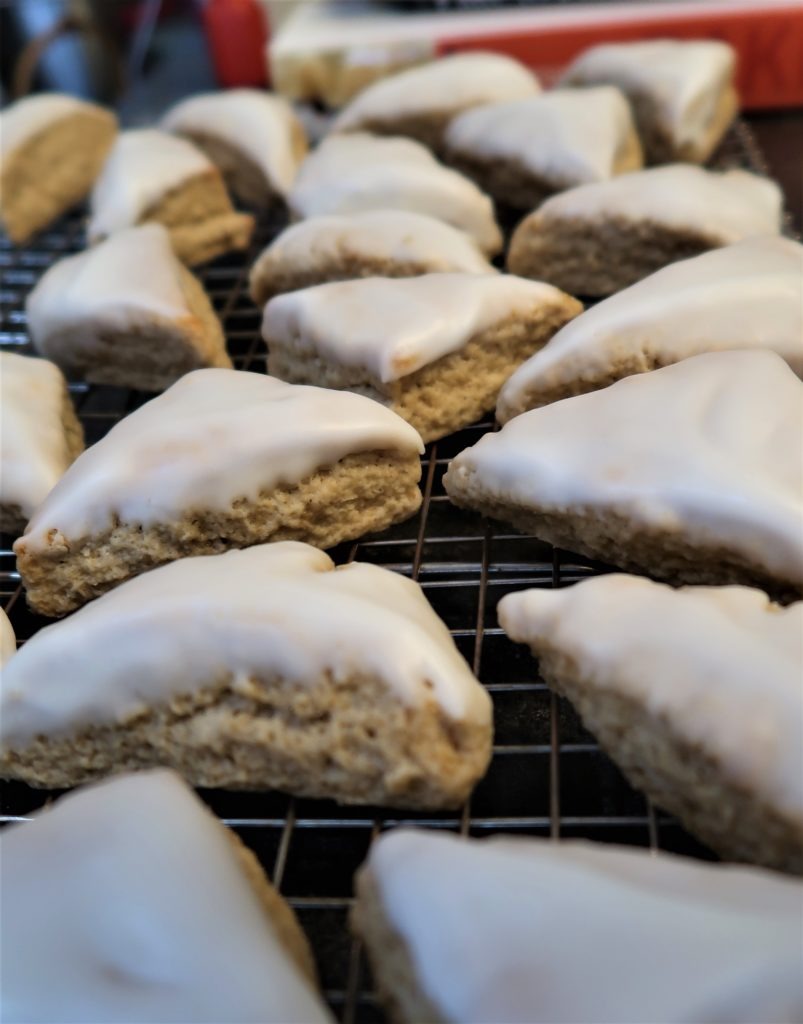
[162,89,307,209]
[332,52,539,150]
[249,210,496,306]
[88,129,254,265]
[263,273,581,441]
[498,236,803,421]
[443,87,642,210]
[288,133,503,256]
[445,350,803,597]
[507,165,782,297]
[0,608,15,667]
[562,39,738,164]
[354,830,803,1023]
[1,543,492,805]
[1,770,333,1023]
[499,576,803,873]
[0,352,84,536]
[15,369,423,616]
[0,93,117,243]
[26,224,231,391]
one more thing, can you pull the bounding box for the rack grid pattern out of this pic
[0,121,778,1022]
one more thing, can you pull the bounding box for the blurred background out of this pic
[1,0,801,224]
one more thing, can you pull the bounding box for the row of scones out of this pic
[1,37,802,1024]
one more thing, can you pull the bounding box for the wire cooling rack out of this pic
[0,120,784,1022]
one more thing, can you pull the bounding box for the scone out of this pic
[262,273,582,441]
[0,352,84,536]
[288,133,502,256]
[26,224,231,391]
[1,543,492,806]
[443,86,642,210]
[332,51,539,151]
[1,769,333,1024]
[507,165,782,296]
[0,608,15,667]
[162,89,307,208]
[88,129,254,265]
[353,830,803,1023]
[15,369,423,616]
[498,236,803,420]
[562,39,738,164]
[0,93,117,243]
[499,576,803,873]
[445,350,803,598]
[249,209,496,306]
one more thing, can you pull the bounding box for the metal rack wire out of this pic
[0,121,781,1022]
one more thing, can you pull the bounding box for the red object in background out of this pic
[202,0,268,87]
[438,3,803,109]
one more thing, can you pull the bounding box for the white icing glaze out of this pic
[445,86,639,187]
[367,829,803,1024]
[1,769,333,1023]
[498,236,803,417]
[564,39,735,148]
[0,93,108,163]
[0,608,15,667]
[0,352,75,518]
[255,209,496,279]
[26,224,192,351]
[499,576,803,822]
[448,350,803,584]
[333,51,539,131]
[289,133,502,254]
[531,165,782,243]
[1,542,491,746]
[88,129,212,240]
[18,369,422,552]
[162,89,304,197]
[263,272,574,383]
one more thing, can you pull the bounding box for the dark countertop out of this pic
[746,110,803,233]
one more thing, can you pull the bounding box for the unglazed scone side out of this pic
[141,170,254,265]
[16,449,422,616]
[268,306,581,442]
[531,643,802,874]
[26,226,231,391]
[352,869,447,1024]
[1,108,117,243]
[0,670,490,808]
[508,211,718,296]
[444,474,803,602]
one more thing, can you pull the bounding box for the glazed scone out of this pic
[0,352,84,535]
[0,608,15,666]
[288,133,502,256]
[507,165,783,296]
[26,224,231,391]
[88,129,254,265]
[1,543,493,805]
[15,369,423,616]
[498,236,803,420]
[500,577,803,874]
[562,39,738,164]
[444,87,642,210]
[332,51,539,151]
[353,830,803,1023]
[1,769,333,1024]
[445,350,803,598]
[0,93,117,243]
[162,89,307,209]
[249,210,496,306]
[263,273,582,441]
